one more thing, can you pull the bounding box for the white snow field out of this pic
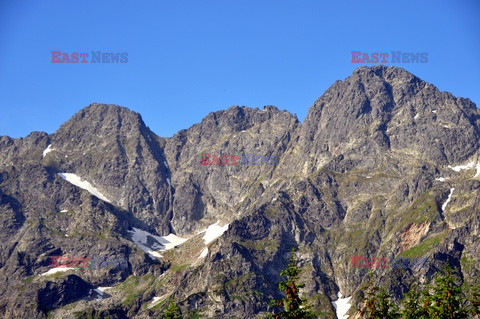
[202,222,229,244]
[94,287,111,300]
[57,173,111,203]
[332,292,352,319]
[198,247,209,259]
[442,188,455,212]
[127,227,188,260]
[448,162,475,172]
[196,222,229,259]
[448,161,480,177]
[39,267,72,276]
[43,144,53,157]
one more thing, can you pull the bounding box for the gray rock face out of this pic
[0,66,479,318]
[49,104,173,234]
[164,105,299,234]
[298,66,480,175]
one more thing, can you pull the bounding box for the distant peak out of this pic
[351,65,420,82]
[78,103,142,119]
[53,103,149,144]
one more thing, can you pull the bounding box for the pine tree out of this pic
[426,266,468,318]
[164,300,182,319]
[358,272,400,319]
[357,264,476,318]
[468,283,480,317]
[376,288,400,319]
[400,284,428,319]
[360,270,400,319]
[267,248,315,319]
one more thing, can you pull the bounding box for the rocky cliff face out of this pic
[0,65,479,318]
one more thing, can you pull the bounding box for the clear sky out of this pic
[0,0,479,138]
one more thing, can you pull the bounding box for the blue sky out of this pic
[1,0,479,138]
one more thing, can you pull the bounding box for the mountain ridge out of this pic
[0,65,479,318]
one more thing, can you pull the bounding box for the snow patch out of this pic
[448,161,480,177]
[149,292,172,308]
[199,247,209,259]
[127,227,188,260]
[160,233,189,251]
[39,267,72,276]
[475,163,480,178]
[332,292,351,319]
[166,178,171,185]
[60,209,68,213]
[442,188,455,212]
[203,222,229,245]
[96,286,111,293]
[435,177,449,182]
[93,286,111,300]
[43,144,53,157]
[414,113,419,119]
[448,162,475,172]
[57,173,111,203]
[432,110,437,113]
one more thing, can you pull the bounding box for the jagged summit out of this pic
[56,103,146,137]
[353,64,419,79]
[178,104,298,136]
[301,66,480,168]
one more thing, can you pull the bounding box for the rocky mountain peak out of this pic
[300,66,479,173]
[54,103,146,145]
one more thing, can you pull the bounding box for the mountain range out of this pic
[0,65,479,318]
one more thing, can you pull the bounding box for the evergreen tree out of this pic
[468,283,480,317]
[425,266,468,318]
[267,248,315,319]
[400,284,428,319]
[359,271,399,319]
[358,264,475,318]
[164,300,182,319]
